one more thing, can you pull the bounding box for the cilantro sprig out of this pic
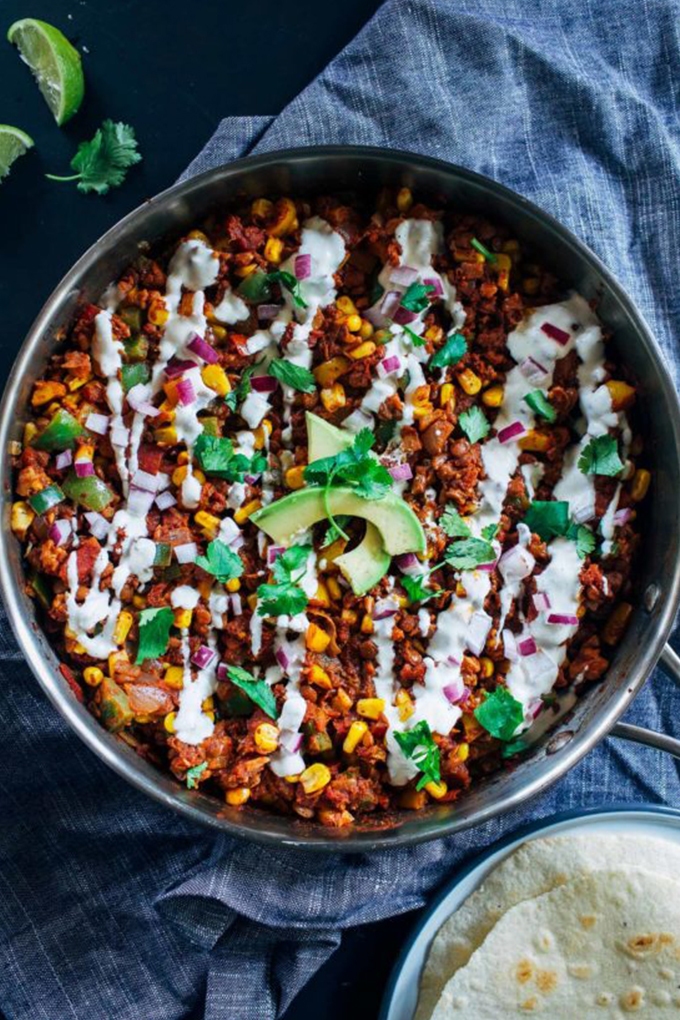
[267,270,307,309]
[394,721,441,790]
[135,606,174,665]
[523,500,596,559]
[578,435,624,477]
[403,324,426,347]
[225,664,278,719]
[443,537,496,571]
[186,762,208,789]
[257,545,313,618]
[401,282,435,313]
[474,687,524,741]
[195,540,244,583]
[46,120,142,195]
[194,433,266,483]
[440,506,472,538]
[268,360,316,393]
[429,332,467,370]
[225,366,255,413]
[458,406,490,444]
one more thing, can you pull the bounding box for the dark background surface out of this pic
[0,2,423,1019]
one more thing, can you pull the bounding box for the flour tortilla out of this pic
[416,834,680,1020]
[430,868,680,1018]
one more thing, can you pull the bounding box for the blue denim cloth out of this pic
[2,1,680,1018]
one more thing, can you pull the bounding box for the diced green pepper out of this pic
[153,542,172,567]
[199,415,220,437]
[62,471,115,511]
[28,570,52,608]
[29,484,65,514]
[222,690,254,717]
[236,271,272,303]
[32,408,85,452]
[306,730,333,756]
[98,677,134,731]
[118,306,143,332]
[123,333,149,362]
[122,363,150,393]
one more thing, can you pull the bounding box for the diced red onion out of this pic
[499,544,535,583]
[165,358,197,379]
[541,322,570,345]
[258,303,282,322]
[280,731,303,753]
[251,375,278,393]
[127,384,160,417]
[364,305,389,329]
[218,517,241,545]
[380,290,402,319]
[478,559,498,572]
[244,474,260,485]
[467,611,492,656]
[230,593,242,616]
[388,462,413,482]
[498,421,527,444]
[423,276,443,297]
[74,460,94,478]
[48,519,71,546]
[377,355,402,378]
[547,612,579,626]
[503,629,518,661]
[518,635,537,656]
[519,357,549,384]
[174,542,198,564]
[216,662,228,681]
[374,597,400,620]
[393,306,418,325]
[191,645,215,670]
[294,253,312,280]
[55,450,72,470]
[395,552,421,576]
[176,378,196,407]
[127,487,155,518]
[267,545,286,566]
[390,265,419,287]
[85,412,109,435]
[447,655,461,667]
[187,332,219,364]
[111,425,129,448]
[443,676,466,704]
[613,507,633,526]
[84,511,109,540]
[533,592,551,612]
[530,698,544,719]
[132,469,160,493]
[155,490,177,511]
[276,646,290,671]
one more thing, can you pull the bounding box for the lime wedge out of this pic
[0,125,34,181]
[7,18,84,125]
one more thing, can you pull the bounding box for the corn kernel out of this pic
[518,430,551,452]
[254,722,280,754]
[324,538,347,562]
[268,197,298,237]
[357,698,385,720]
[398,788,427,810]
[31,380,66,407]
[396,187,413,213]
[456,742,470,762]
[204,710,216,723]
[396,688,414,722]
[309,664,332,689]
[132,594,145,609]
[314,356,351,387]
[320,383,346,412]
[314,580,331,606]
[348,341,376,361]
[605,379,636,411]
[148,302,169,326]
[424,780,448,799]
[164,665,185,690]
[226,578,241,593]
[602,602,633,645]
[172,465,187,486]
[285,465,306,490]
[108,650,128,677]
[67,374,89,392]
[177,451,190,466]
[479,657,494,679]
[234,499,262,524]
[113,611,133,646]
[343,720,368,754]
[497,270,510,292]
[457,368,482,395]
[284,774,301,784]
[346,314,363,333]
[414,402,434,421]
[23,422,38,446]
[306,623,331,653]
[226,787,251,806]
[440,383,455,408]
[251,198,273,218]
[630,468,650,502]
[336,296,357,316]
[482,385,504,408]
[359,320,374,341]
[164,712,176,734]
[235,262,257,278]
[264,236,284,264]
[195,510,220,539]
[174,608,193,629]
[211,324,227,342]
[341,608,358,625]
[201,364,231,396]
[333,689,353,712]
[10,501,35,541]
[424,325,444,344]
[155,426,178,446]
[247,593,258,612]
[360,613,374,635]
[300,762,331,794]
[83,666,104,687]
[326,576,342,601]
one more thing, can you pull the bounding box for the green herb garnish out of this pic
[400,281,435,313]
[440,506,472,539]
[225,664,278,719]
[578,435,624,477]
[429,332,467,370]
[481,522,499,541]
[195,540,244,583]
[470,237,498,264]
[224,365,255,413]
[135,607,174,664]
[444,537,496,571]
[567,522,596,559]
[305,429,392,500]
[458,406,490,444]
[268,359,316,393]
[523,500,570,541]
[186,762,208,789]
[257,544,313,618]
[401,573,438,605]
[523,390,556,423]
[267,270,307,309]
[322,516,351,547]
[393,720,441,790]
[46,120,142,195]
[194,433,266,483]
[403,324,426,347]
[474,687,524,741]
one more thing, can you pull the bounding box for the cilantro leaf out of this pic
[401,573,437,605]
[444,537,496,571]
[322,516,350,547]
[268,359,316,393]
[403,324,426,347]
[470,237,498,264]
[523,390,556,423]
[46,120,142,195]
[440,506,472,538]
[501,737,530,759]
[474,687,524,741]
[257,545,313,618]
[393,720,441,790]
[225,365,255,413]
[267,270,307,309]
[225,664,278,719]
[567,522,596,559]
[195,540,244,583]
[194,433,265,483]
[578,435,624,477]
[186,762,208,789]
[429,332,467,370]
[523,500,570,541]
[271,545,312,582]
[458,406,490,444]
[401,282,435,313]
[135,606,174,664]
[304,429,392,501]
[481,522,499,541]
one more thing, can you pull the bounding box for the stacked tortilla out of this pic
[417,834,680,1017]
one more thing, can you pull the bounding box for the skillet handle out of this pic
[610,642,680,758]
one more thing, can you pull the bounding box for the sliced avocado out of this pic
[306,411,354,462]
[335,523,391,595]
[251,486,426,557]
